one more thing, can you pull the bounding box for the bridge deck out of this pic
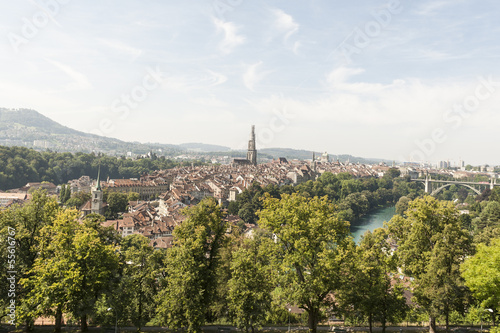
[411,179,498,186]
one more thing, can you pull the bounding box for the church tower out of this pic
[91,166,104,215]
[246,125,257,166]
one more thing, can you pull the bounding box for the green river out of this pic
[350,206,396,243]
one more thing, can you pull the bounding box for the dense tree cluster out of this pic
[460,187,500,244]
[1,176,500,333]
[0,146,203,190]
[228,170,422,226]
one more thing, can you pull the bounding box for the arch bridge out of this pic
[410,175,499,196]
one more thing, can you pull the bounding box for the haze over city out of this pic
[1,0,500,165]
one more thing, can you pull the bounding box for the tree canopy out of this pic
[258,193,354,333]
[156,197,227,333]
[388,196,472,333]
[462,238,500,323]
[0,145,202,190]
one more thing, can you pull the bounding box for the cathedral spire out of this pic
[96,164,101,191]
[247,125,257,166]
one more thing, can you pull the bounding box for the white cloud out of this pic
[251,68,499,133]
[97,38,143,60]
[162,70,227,92]
[204,70,228,86]
[192,95,228,108]
[44,59,93,91]
[415,1,456,16]
[272,8,299,41]
[327,67,365,86]
[292,41,302,55]
[243,61,272,91]
[213,18,245,54]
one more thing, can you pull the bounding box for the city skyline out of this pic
[1,1,500,165]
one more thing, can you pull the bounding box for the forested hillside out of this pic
[0,146,201,190]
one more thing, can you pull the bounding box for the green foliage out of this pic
[258,193,354,333]
[105,191,129,219]
[156,197,227,333]
[227,236,275,333]
[59,184,71,204]
[113,234,160,329]
[0,189,59,328]
[388,196,472,332]
[470,200,500,245]
[395,196,411,216]
[0,145,200,190]
[227,201,239,215]
[65,191,91,209]
[478,201,500,229]
[230,172,422,225]
[20,208,120,331]
[342,228,408,333]
[127,191,140,202]
[491,188,500,204]
[385,168,401,179]
[229,182,263,224]
[2,172,487,331]
[462,238,500,315]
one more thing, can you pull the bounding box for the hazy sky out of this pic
[2,0,500,165]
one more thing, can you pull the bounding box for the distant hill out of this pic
[179,142,231,152]
[0,108,78,135]
[259,148,391,164]
[0,108,183,156]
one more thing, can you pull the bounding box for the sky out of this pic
[1,0,500,165]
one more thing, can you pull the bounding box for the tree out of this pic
[385,168,401,179]
[478,201,500,229]
[64,186,71,203]
[257,193,353,333]
[238,202,258,224]
[457,188,469,203]
[0,189,59,331]
[65,191,91,209]
[156,197,227,333]
[491,187,500,203]
[395,196,411,216]
[471,201,500,245]
[127,192,140,202]
[59,184,67,203]
[462,238,500,324]
[227,201,239,215]
[344,228,407,333]
[339,192,370,219]
[119,234,158,329]
[0,146,191,191]
[388,196,472,333]
[228,235,274,333]
[210,225,246,323]
[21,209,120,332]
[106,191,129,219]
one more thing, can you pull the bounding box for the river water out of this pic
[350,206,396,244]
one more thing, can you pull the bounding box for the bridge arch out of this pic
[430,183,482,196]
